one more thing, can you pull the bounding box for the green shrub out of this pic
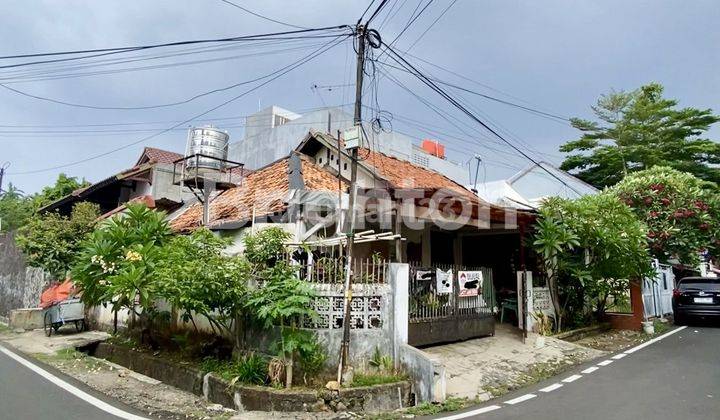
[201,353,268,386]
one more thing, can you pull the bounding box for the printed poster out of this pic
[458,271,483,297]
[436,269,453,295]
[415,270,433,281]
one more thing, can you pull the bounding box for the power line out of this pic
[0,41,332,110]
[376,60,569,123]
[0,38,331,83]
[8,35,349,175]
[380,43,584,195]
[0,26,349,69]
[0,104,353,129]
[218,0,308,29]
[405,0,457,51]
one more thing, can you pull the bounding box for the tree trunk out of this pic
[285,357,293,389]
[547,257,563,332]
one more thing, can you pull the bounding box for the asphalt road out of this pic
[434,323,720,420]
[0,344,147,420]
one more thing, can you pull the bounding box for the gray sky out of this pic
[2,0,718,193]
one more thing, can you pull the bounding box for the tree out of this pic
[32,173,89,209]
[0,174,90,233]
[72,204,171,326]
[16,202,100,278]
[608,166,720,266]
[155,228,249,339]
[560,83,720,188]
[0,184,33,232]
[534,194,652,330]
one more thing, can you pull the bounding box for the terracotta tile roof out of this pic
[136,147,184,165]
[170,154,346,232]
[359,147,478,202]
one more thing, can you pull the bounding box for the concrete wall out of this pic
[0,232,49,316]
[226,106,469,185]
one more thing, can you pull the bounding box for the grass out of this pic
[405,397,469,416]
[652,319,671,335]
[0,323,9,333]
[351,372,407,387]
[34,348,104,370]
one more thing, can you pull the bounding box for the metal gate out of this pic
[643,262,675,318]
[408,263,495,347]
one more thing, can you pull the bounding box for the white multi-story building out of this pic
[227,105,469,185]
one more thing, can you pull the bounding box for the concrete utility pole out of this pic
[337,23,366,383]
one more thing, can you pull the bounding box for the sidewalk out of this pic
[423,323,606,401]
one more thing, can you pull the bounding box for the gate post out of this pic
[389,263,409,369]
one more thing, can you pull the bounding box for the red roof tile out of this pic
[136,147,184,166]
[170,154,346,232]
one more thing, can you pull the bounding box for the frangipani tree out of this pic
[534,194,652,331]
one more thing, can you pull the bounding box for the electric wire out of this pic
[8,35,350,175]
[0,41,334,110]
[0,26,350,69]
[380,43,584,195]
[217,0,309,30]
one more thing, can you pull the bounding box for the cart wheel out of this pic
[74,320,85,332]
[44,312,53,337]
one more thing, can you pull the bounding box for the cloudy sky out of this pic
[1,0,718,193]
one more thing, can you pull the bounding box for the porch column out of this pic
[421,224,431,266]
[453,234,463,267]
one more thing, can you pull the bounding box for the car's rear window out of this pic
[680,278,720,291]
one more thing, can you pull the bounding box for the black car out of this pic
[672,277,720,324]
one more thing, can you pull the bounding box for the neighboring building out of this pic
[227,105,469,185]
[40,147,190,216]
[471,161,599,209]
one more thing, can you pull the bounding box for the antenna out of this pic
[471,155,481,193]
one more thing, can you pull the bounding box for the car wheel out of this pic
[674,314,685,325]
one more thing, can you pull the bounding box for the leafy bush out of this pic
[201,353,268,385]
[609,166,719,265]
[155,228,249,336]
[16,202,99,278]
[534,194,652,330]
[71,203,171,318]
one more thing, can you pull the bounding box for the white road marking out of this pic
[0,344,148,420]
[504,394,536,405]
[611,353,627,360]
[625,326,687,354]
[562,374,582,383]
[435,326,689,420]
[539,383,563,392]
[438,405,502,420]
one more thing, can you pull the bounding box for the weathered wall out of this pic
[0,232,49,316]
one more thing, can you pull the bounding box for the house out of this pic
[227,105,469,185]
[471,161,599,209]
[40,147,191,217]
[172,130,540,347]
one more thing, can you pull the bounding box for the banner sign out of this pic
[436,269,453,295]
[458,271,483,297]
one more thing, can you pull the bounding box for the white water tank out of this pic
[186,126,229,171]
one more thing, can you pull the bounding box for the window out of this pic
[344,162,348,170]
[273,115,290,127]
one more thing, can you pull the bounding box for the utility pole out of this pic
[0,162,7,194]
[337,23,366,384]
